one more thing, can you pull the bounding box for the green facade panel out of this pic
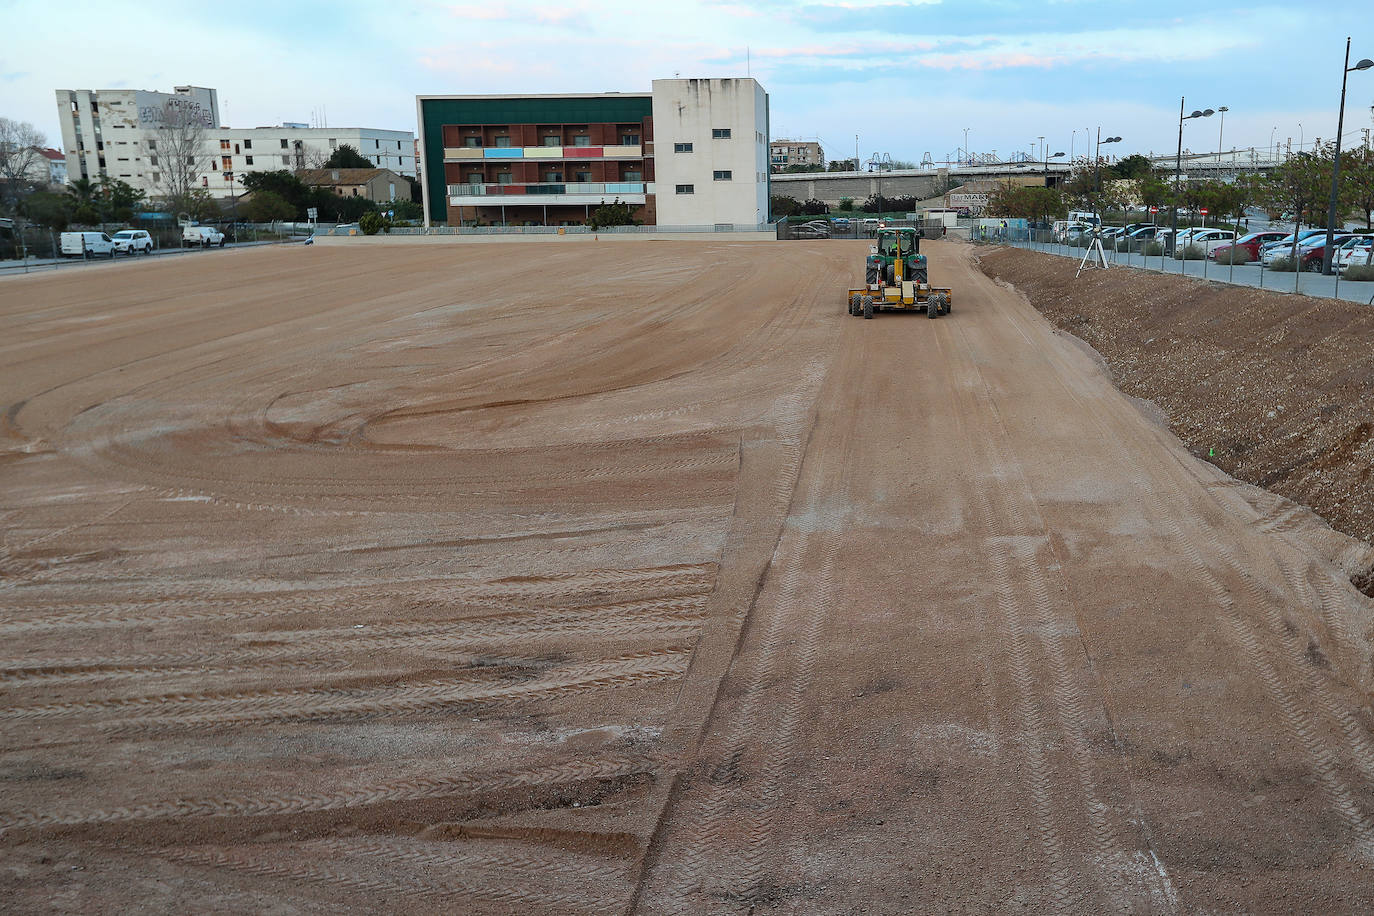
[420,95,653,223]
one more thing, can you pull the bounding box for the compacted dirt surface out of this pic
[3,239,1374,913]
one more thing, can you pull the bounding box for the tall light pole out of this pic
[1323,38,1373,274]
[1174,99,1214,245]
[963,127,970,164]
[1270,126,1278,161]
[1095,129,1121,225]
[1215,106,1228,171]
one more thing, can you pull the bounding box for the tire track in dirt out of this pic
[0,751,654,835]
[972,243,1374,888]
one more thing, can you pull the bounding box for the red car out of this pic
[1208,230,1287,261]
[1297,233,1369,271]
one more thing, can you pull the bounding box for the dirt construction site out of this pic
[4,237,1374,913]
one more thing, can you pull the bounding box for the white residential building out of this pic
[55,85,415,198]
[651,78,769,228]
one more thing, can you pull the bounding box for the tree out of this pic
[0,117,46,212]
[588,198,638,230]
[96,177,145,222]
[828,159,858,172]
[322,144,373,169]
[1111,154,1154,180]
[20,191,73,231]
[242,170,310,216]
[359,210,385,235]
[1137,171,1175,217]
[1341,146,1374,230]
[1260,151,1330,262]
[837,197,854,212]
[987,180,1065,223]
[799,198,829,216]
[152,104,213,217]
[770,195,801,218]
[243,189,295,222]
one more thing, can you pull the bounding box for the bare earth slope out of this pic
[2,240,1373,913]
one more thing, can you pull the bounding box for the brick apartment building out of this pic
[416,79,769,228]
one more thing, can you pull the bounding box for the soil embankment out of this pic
[977,246,1374,590]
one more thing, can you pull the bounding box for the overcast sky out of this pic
[5,0,1372,166]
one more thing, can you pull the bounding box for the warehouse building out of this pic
[55,85,414,199]
[415,77,768,229]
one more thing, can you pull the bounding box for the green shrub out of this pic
[1173,244,1206,261]
[1144,242,1163,257]
[1344,265,1374,281]
[359,211,383,235]
[1267,256,1297,272]
[1115,240,1131,253]
[1216,247,1252,265]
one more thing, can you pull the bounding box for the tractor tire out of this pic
[911,268,928,284]
[942,295,951,314]
[865,265,879,285]
[884,263,895,285]
[927,297,939,319]
[848,293,860,316]
[861,295,873,320]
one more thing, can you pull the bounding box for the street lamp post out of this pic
[963,127,970,165]
[1095,128,1121,227]
[1215,106,1228,172]
[1174,99,1214,252]
[1323,38,1373,274]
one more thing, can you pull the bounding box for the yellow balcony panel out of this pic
[444,148,484,160]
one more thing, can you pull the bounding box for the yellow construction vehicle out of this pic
[846,227,952,319]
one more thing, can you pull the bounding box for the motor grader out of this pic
[846,227,952,319]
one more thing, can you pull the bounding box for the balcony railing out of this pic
[442,145,643,162]
[447,181,648,197]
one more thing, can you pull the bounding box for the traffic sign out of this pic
[1149,206,1158,213]
[307,207,318,220]
[1200,208,1209,215]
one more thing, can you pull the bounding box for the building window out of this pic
[147,140,156,150]
[245,155,254,165]
[234,143,240,154]
[329,138,337,148]
[675,184,694,194]
[624,170,642,181]
[222,156,232,170]
[467,174,482,185]
[620,133,640,145]
[280,138,288,149]
[244,139,252,149]
[712,128,732,139]
[573,135,590,147]
[494,135,511,148]
[574,171,591,182]
[464,136,481,148]
[375,139,380,148]
[544,170,563,182]
[713,170,732,181]
[281,155,290,165]
[673,142,693,153]
[496,171,512,183]
[351,188,358,196]
[397,140,402,150]
[149,155,159,166]
[220,140,230,151]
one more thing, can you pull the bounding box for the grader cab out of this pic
[846,227,953,320]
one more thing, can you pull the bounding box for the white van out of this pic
[60,231,117,258]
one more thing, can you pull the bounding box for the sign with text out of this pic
[948,193,989,209]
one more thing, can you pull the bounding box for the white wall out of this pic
[652,78,768,227]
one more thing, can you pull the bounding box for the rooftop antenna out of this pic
[747,47,751,78]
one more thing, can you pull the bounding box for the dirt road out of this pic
[2,240,1373,913]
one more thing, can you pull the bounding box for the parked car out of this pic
[59,231,116,258]
[1128,225,1165,240]
[1296,233,1367,271]
[1208,230,1288,261]
[1334,236,1374,273]
[1184,229,1237,254]
[830,217,851,230]
[1261,234,1327,266]
[792,223,830,239]
[1257,229,1327,260]
[182,225,226,248]
[111,229,154,255]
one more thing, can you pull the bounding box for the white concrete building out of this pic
[55,85,414,198]
[651,78,769,228]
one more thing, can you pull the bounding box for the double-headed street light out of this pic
[1174,101,1215,242]
[1323,37,1373,274]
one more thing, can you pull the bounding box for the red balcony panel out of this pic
[564,147,603,158]
[501,185,526,194]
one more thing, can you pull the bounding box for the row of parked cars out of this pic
[57,226,228,258]
[1080,222,1374,273]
